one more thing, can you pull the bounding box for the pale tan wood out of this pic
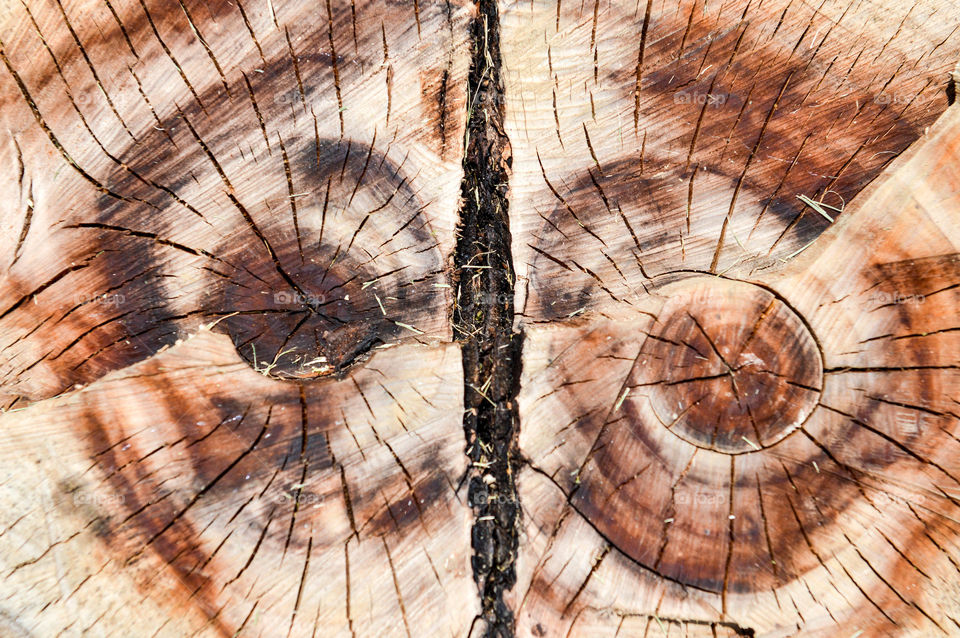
[507,1,960,636]
[0,0,472,404]
[0,331,474,637]
[5,0,960,634]
[0,0,478,636]
[502,0,960,324]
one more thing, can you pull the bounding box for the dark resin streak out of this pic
[453,1,520,636]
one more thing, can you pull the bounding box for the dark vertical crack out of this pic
[453,1,519,636]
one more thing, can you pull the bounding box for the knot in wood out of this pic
[204,138,445,380]
[644,277,822,454]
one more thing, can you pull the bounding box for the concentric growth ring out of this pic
[642,276,823,454]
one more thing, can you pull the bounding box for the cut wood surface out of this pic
[4,0,960,636]
[0,0,476,636]
[0,0,471,403]
[506,0,960,636]
[0,332,472,637]
[503,0,959,322]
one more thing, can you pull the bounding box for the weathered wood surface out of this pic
[2,0,960,636]
[0,0,476,636]
[0,333,471,637]
[0,0,471,400]
[506,0,960,636]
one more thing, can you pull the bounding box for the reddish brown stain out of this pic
[420,64,458,159]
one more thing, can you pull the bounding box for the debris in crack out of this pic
[453,1,519,636]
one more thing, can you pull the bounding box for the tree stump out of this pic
[0,1,476,636]
[507,1,960,636]
[2,0,960,637]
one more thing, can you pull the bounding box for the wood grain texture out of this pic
[502,0,959,323]
[515,106,960,638]
[4,0,960,635]
[0,0,477,636]
[506,0,960,636]
[0,0,471,403]
[0,332,472,637]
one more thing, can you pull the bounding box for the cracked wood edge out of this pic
[0,0,478,636]
[0,331,474,637]
[0,0,471,404]
[507,1,960,636]
[501,0,960,325]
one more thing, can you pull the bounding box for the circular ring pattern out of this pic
[642,276,822,454]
